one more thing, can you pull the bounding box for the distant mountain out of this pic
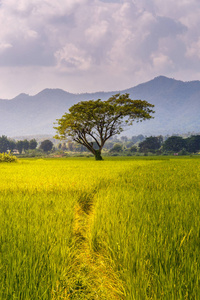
[0,76,200,137]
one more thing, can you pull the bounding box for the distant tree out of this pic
[8,140,16,152]
[67,141,74,151]
[16,141,24,154]
[73,143,88,152]
[131,135,145,144]
[103,141,115,150]
[121,136,128,143]
[23,139,29,151]
[0,135,10,152]
[130,145,138,153]
[139,136,163,153]
[61,142,67,151]
[110,143,123,152]
[40,140,53,152]
[186,135,200,153]
[29,139,37,150]
[163,136,186,152]
[125,141,135,148]
[54,93,154,160]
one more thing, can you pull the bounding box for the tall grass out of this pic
[92,158,200,299]
[0,157,200,299]
[0,158,134,299]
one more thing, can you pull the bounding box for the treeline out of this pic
[108,135,200,155]
[1,134,200,156]
[0,136,38,154]
[44,134,200,155]
[0,136,55,155]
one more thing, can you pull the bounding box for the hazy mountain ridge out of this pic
[0,76,200,137]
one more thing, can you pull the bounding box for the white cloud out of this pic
[0,43,12,53]
[0,0,200,98]
[186,38,200,60]
[55,44,92,71]
[85,20,109,45]
[151,53,173,71]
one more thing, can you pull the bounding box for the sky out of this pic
[0,0,200,98]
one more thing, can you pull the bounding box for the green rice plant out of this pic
[0,158,134,299]
[0,191,75,299]
[1,156,200,299]
[91,158,200,299]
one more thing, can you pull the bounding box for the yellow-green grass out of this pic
[0,158,135,299]
[0,157,200,299]
[92,158,200,299]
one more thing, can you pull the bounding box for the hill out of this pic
[0,76,200,137]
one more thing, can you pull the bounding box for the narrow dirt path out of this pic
[53,190,126,299]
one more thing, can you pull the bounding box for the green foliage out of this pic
[29,139,37,150]
[16,139,34,153]
[16,140,24,154]
[0,151,17,163]
[23,139,29,151]
[131,134,145,143]
[163,136,186,152]
[8,140,16,151]
[139,135,163,153]
[40,139,53,152]
[130,145,138,152]
[185,135,200,153]
[0,135,10,152]
[54,93,154,160]
[110,143,123,153]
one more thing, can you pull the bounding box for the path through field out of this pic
[53,188,126,299]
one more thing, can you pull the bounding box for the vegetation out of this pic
[0,157,200,299]
[0,151,17,163]
[139,136,163,153]
[163,136,186,152]
[54,93,154,160]
[0,135,10,152]
[39,139,53,152]
[1,133,200,158]
[29,138,38,150]
[0,136,38,154]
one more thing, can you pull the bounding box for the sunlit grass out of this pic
[92,158,200,299]
[0,157,200,299]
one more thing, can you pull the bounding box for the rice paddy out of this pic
[0,156,200,299]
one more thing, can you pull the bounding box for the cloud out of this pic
[0,43,12,53]
[55,43,92,71]
[0,0,200,98]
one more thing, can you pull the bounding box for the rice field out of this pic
[0,156,200,299]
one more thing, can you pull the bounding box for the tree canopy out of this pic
[0,135,10,153]
[139,136,163,153]
[186,135,200,153]
[54,93,155,160]
[163,136,186,152]
[40,140,53,152]
[29,139,38,150]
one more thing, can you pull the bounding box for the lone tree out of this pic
[54,93,155,160]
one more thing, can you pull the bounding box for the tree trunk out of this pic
[94,150,103,160]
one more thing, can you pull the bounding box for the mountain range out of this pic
[0,76,200,138]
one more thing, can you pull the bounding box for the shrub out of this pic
[0,152,18,163]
